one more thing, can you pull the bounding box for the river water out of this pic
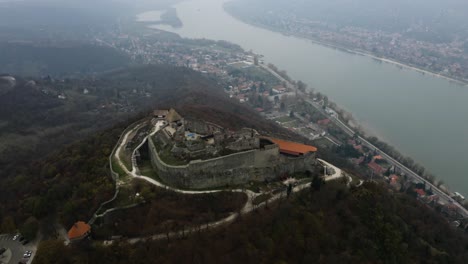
[146,0,468,196]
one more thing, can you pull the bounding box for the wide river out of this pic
[147,0,468,196]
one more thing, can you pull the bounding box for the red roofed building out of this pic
[389,174,401,191]
[353,144,363,152]
[254,107,264,112]
[415,188,426,197]
[264,137,317,157]
[68,221,91,241]
[373,155,384,161]
[317,119,331,126]
[368,161,384,175]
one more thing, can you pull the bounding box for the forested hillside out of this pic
[3,65,467,263]
[0,43,131,77]
[34,182,468,264]
[0,65,296,238]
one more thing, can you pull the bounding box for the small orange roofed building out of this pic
[265,137,317,157]
[68,221,91,241]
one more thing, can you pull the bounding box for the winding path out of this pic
[105,119,347,244]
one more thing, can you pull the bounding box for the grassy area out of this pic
[228,62,251,68]
[111,158,126,176]
[312,137,335,149]
[282,120,301,128]
[92,185,248,239]
[159,146,189,166]
[298,127,311,134]
[273,116,295,123]
[112,186,142,208]
[342,170,362,187]
[97,184,142,215]
[138,160,160,180]
[119,149,132,171]
[227,64,280,87]
[253,193,273,206]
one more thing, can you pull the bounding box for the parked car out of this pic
[12,234,19,240]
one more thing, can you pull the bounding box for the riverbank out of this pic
[138,0,468,197]
[263,60,468,216]
[223,4,468,87]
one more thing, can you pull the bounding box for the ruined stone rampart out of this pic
[148,131,316,189]
[184,119,223,135]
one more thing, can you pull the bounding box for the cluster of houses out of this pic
[347,138,468,227]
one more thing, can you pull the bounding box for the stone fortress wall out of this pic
[147,109,317,189]
[148,135,316,189]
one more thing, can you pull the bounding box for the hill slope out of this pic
[0,64,296,235]
[34,182,468,264]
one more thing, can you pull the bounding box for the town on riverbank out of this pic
[225,0,468,85]
[12,6,465,240]
[91,16,468,228]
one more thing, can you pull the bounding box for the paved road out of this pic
[254,64,467,218]
[259,62,468,218]
[304,99,468,218]
[260,64,295,90]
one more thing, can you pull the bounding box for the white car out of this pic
[23,251,32,258]
[12,234,19,240]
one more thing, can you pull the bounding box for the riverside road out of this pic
[305,98,468,219]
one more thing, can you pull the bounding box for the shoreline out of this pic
[223,7,468,87]
[137,5,467,199]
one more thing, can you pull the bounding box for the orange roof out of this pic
[68,221,91,240]
[266,137,317,156]
[415,188,426,197]
[390,174,399,184]
[368,162,383,174]
[374,155,384,160]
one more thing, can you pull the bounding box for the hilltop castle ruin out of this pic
[148,109,318,189]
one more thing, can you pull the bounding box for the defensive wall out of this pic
[148,135,316,189]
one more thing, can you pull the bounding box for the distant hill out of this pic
[226,0,468,43]
[0,43,131,77]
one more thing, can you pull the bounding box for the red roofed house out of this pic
[265,137,317,157]
[390,174,399,184]
[68,221,91,241]
[254,107,264,112]
[415,188,426,197]
[368,161,384,175]
[373,155,384,161]
[389,174,401,191]
[317,119,331,126]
